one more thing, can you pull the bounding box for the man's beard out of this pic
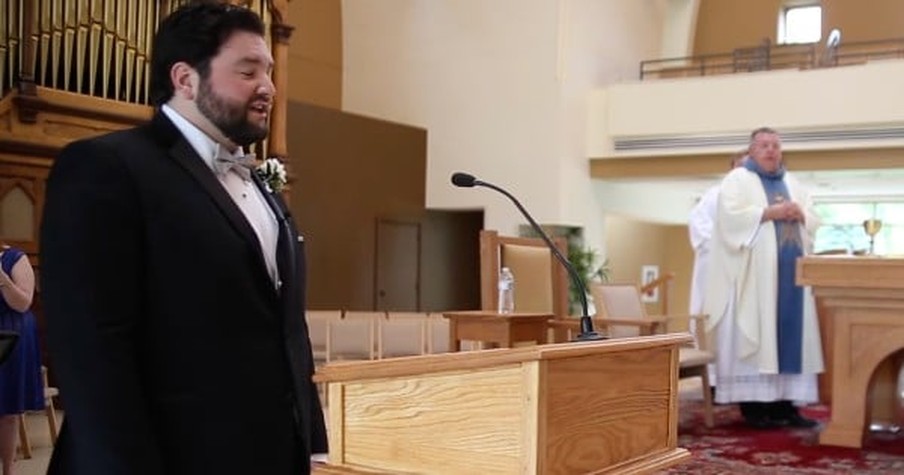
[196,78,268,147]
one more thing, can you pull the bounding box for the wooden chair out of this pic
[479,230,570,342]
[305,309,342,364]
[379,312,428,359]
[548,282,669,340]
[591,282,715,428]
[591,283,669,338]
[326,311,379,363]
[426,313,451,354]
[18,365,60,459]
[639,271,676,317]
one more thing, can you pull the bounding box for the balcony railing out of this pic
[640,37,904,80]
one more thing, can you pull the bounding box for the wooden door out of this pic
[374,219,420,311]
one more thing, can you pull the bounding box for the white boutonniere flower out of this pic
[255,158,288,193]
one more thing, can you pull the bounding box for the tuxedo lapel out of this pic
[151,113,274,294]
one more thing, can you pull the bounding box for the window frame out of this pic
[777,2,822,45]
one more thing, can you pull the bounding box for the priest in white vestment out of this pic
[689,152,748,316]
[704,127,823,429]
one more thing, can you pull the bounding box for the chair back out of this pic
[479,230,569,319]
[591,283,648,338]
[595,284,647,318]
[380,312,428,358]
[305,310,341,364]
[427,313,451,354]
[327,310,380,362]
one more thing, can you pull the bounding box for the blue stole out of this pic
[744,160,804,374]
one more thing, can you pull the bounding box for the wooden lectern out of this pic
[797,256,904,448]
[313,334,691,474]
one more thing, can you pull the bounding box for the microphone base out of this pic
[572,315,606,342]
[572,331,607,342]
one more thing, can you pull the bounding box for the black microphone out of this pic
[451,172,605,341]
[451,172,478,188]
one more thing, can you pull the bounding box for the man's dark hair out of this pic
[149,1,265,106]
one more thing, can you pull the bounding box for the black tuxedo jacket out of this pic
[40,112,327,474]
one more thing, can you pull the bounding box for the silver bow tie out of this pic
[214,151,256,181]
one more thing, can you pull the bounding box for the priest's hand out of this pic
[785,201,805,223]
[763,201,804,223]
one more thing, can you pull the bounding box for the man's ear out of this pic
[170,62,198,100]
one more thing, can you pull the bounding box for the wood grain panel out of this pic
[543,348,673,474]
[339,365,528,474]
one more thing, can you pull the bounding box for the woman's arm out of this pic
[0,253,35,312]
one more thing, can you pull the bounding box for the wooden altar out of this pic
[797,256,904,448]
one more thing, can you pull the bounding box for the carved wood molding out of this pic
[1,87,151,158]
[0,178,37,202]
[17,86,152,127]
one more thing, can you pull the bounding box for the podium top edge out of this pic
[314,333,691,383]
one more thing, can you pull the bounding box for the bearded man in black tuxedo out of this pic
[40,3,327,474]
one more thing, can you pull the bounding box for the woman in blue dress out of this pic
[0,245,43,474]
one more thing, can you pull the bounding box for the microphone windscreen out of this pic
[451,172,477,188]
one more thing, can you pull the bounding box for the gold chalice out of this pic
[863,219,883,255]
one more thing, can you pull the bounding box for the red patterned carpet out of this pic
[661,402,904,474]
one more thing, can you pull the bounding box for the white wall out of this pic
[342,0,666,254]
[660,0,700,59]
[555,0,667,252]
[589,60,904,158]
[593,179,708,225]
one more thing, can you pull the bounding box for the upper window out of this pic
[778,4,822,44]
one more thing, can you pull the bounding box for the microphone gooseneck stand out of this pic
[451,172,604,341]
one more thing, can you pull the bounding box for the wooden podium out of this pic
[313,334,691,474]
[797,256,904,448]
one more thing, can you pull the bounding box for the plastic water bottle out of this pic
[498,267,515,314]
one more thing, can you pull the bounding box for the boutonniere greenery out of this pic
[256,158,288,193]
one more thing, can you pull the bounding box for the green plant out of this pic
[568,246,610,314]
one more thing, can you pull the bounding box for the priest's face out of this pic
[749,131,782,173]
